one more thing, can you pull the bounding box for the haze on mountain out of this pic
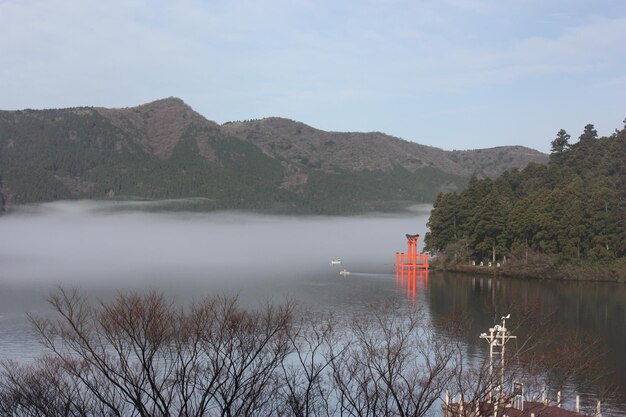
[0,98,546,214]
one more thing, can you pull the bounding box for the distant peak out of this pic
[143,97,187,108]
[158,96,185,104]
[96,97,190,113]
[122,97,197,116]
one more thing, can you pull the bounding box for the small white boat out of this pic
[339,269,350,277]
[330,259,342,266]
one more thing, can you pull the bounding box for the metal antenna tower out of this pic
[480,314,516,406]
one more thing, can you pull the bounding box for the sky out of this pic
[1,0,625,152]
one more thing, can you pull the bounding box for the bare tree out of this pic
[279,312,339,417]
[24,287,294,417]
[3,288,564,417]
[0,355,117,417]
[204,297,293,417]
[331,303,456,417]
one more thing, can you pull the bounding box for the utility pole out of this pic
[480,314,516,406]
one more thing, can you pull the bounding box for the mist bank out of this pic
[0,200,431,287]
[0,200,431,362]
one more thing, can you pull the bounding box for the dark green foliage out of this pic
[550,129,570,154]
[300,166,467,214]
[0,175,5,212]
[425,122,626,265]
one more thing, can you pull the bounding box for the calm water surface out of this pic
[0,201,624,415]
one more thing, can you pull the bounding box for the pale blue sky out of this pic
[1,0,625,152]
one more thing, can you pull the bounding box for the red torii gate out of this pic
[395,233,429,301]
[395,233,429,271]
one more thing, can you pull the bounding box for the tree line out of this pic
[424,121,626,271]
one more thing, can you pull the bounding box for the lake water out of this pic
[0,201,624,415]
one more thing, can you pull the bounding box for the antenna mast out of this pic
[480,314,516,406]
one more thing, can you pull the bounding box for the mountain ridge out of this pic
[0,97,547,214]
[220,114,545,177]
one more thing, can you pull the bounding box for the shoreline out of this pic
[431,261,626,283]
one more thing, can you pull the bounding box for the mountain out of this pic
[0,98,547,214]
[222,118,544,178]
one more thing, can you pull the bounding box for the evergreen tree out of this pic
[426,120,626,271]
[425,192,460,252]
[550,129,570,153]
[578,123,598,145]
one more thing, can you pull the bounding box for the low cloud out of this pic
[0,201,431,286]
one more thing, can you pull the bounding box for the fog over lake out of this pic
[0,200,431,286]
[0,200,432,359]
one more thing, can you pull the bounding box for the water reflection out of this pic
[395,269,429,302]
[0,270,624,413]
[426,272,626,415]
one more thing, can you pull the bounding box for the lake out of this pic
[0,201,624,415]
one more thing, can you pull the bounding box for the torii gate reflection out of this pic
[395,268,429,301]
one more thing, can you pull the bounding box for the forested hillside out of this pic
[221,118,545,178]
[0,103,289,212]
[0,98,546,214]
[424,121,626,280]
